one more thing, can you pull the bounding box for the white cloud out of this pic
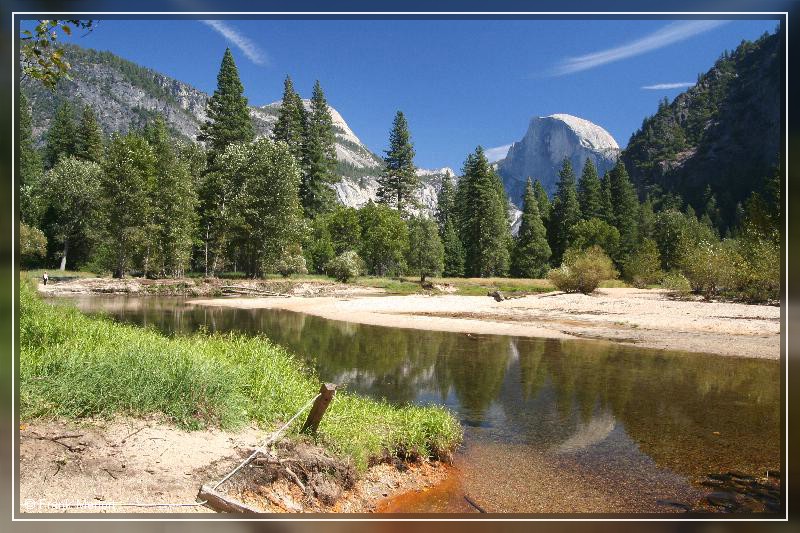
[641,82,695,90]
[485,144,512,163]
[552,20,728,76]
[200,20,267,66]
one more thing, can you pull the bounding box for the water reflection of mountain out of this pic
[70,297,780,480]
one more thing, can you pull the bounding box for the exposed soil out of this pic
[19,418,448,514]
[187,288,780,359]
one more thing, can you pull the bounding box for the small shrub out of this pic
[728,227,780,303]
[547,245,618,294]
[677,239,740,299]
[325,250,362,283]
[660,271,692,297]
[274,253,308,278]
[623,238,663,288]
[19,223,47,267]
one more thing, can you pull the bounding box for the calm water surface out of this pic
[62,295,781,513]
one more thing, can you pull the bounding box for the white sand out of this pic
[188,288,780,360]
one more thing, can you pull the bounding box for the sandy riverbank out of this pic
[19,418,451,514]
[188,288,780,359]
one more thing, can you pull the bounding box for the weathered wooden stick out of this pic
[301,383,337,435]
[220,285,291,297]
[198,484,263,514]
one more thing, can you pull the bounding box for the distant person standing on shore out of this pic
[42,272,48,286]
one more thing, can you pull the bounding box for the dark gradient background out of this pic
[0,1,796,531]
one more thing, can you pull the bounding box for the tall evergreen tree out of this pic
[511,178,551,278]
[377,111,418,214]
[638,195,656,241]
[441,218,465,277]
[435,172,457,232]
[455,147,511,277]
[577,159,603,220]
[99,133,156,278]
[599,171,614,223]
[702,184,722,232]
[75,105,104,163]
[19,92,43,225]
[548,159,581,265]
[198,48,254,166]
[532,178,551,224]
[272,75,307,165]
[143,116,198,277]
[44,101,77,168]
[608,160,640,261]
[436,172,465,276]
[300,80,339,217]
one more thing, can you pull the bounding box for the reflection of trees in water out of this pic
[511,339,780,478]
[79,297,781,478]
[438,335,510,424]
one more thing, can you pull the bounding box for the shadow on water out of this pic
[61,295,781,513]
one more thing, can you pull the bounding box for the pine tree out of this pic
[639,195,656,241]
[548,159,581,265]
[300,80,339,217]
[272,75,307,165]
[99,133,156,277]
[436,172,464,276]
[19,92,43,225]
[377,111,418,214]
[143,116,198,277]
[406,215,445,282]
[44,101,77,168]
[435,172,457,232]
[532,178,551,225]
[198,48,254,166]
[511,178,551,278]
[599,171,614,223]
[455,147,511,277]
[577,159,603,220]
[702,184,722,232]
[75,105,104,163]
[608,160,640,261]
[441,218,465,277]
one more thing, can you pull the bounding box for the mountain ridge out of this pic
[22,44,455,215]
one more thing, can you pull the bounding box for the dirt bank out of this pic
[188,288,780,359]
[36,276,383,298]
[19,418,450,514]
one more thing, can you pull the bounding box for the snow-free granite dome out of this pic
[497,113,620,205]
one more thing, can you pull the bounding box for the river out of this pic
[62,295,781,514]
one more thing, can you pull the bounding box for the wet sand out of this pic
[188,288,780,359]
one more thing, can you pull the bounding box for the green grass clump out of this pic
[19,282,461,470]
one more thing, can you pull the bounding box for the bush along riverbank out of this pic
[19,281,462,509]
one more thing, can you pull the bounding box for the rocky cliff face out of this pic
[22,44,446,213]
[497,114,620,204]
[621,30,781,227]
[23,44,522,228]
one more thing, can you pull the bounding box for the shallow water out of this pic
[62,295,781,514]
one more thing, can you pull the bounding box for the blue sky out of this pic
[40,17,779,169]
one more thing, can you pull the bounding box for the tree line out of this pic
[18,48,781,302]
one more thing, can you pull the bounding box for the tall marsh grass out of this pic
[19,282,461,470]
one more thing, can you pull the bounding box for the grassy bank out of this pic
[19,282,461,470]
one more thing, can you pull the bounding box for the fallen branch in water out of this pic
[220,286,291,297]
[464,494,487,513]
